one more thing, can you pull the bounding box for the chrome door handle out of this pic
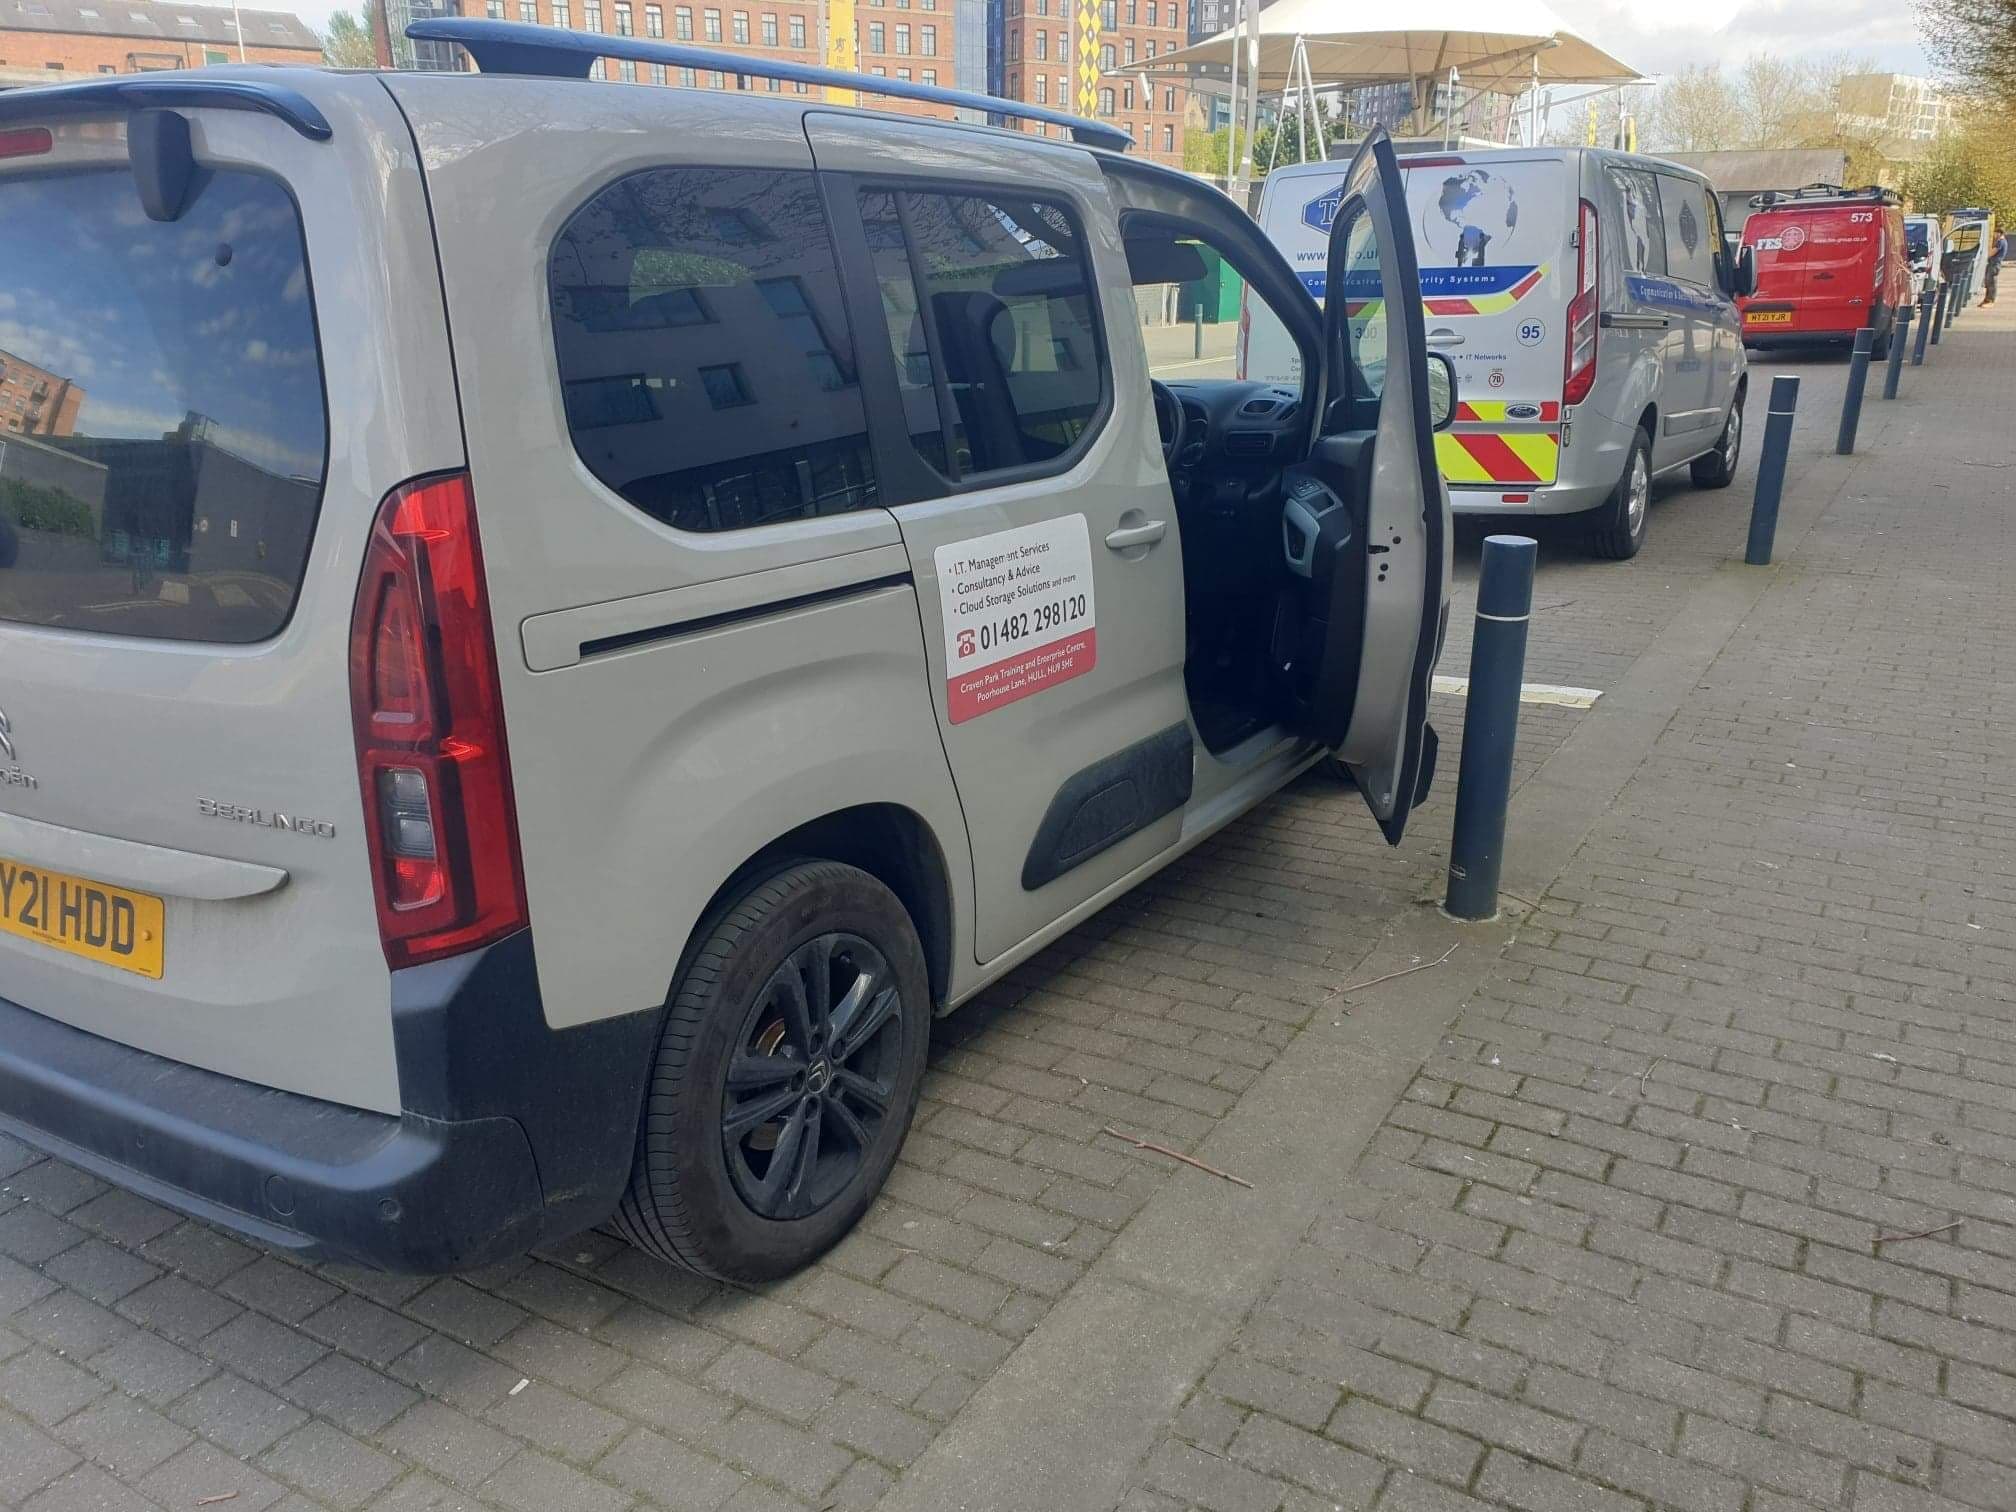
[1426,330,1466,348]
[1600,312,1671,330]
[1104,519,1168,551]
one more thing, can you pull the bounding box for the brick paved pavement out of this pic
[1,313,2011,1512]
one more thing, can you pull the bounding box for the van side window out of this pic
[1655,175,1717,288]
[857,187,1106,484]
[1608,167,1666,277]
[549,167,877,533]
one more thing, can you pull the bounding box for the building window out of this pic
[584,0,601,26]
[1098,85,1114,114]
[519,0,537,20]
[789,13,805,44]
[709,68,724,85]
[893,23,908,52]
[760,11,776,43]
[732,11,748,41]
[703,7,720,39]
[1163,123,1173,151]
[1033,29,1044,58]
[646,2,663,32]
[868,21,884,49]
[920,23,934,52]
[1164,85,1174,110]
[922,68,935,82]
[1034,73,1046,103]
[1100,0,1115,25]
[614,0,632,31]
[679,64,695,82]
[1126,0,1135,19]
[1123,36,1134,63]
[485,0,503,15]
[618,56,636,77]
[765,74,780,88]
[674,4,690,34]
[590,56,606,76]
[1121,82,1132,109]
[651,60,667,80]
[1099,42,1114,69]
[895,65,910,78]
[552,0,570,24]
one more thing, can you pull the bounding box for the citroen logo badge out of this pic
[0,704,14,764]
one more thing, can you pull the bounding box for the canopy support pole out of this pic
[1237,0,1260,196]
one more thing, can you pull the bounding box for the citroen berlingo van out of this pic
[0,24,1452,1280]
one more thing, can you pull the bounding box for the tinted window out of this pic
[550,167,876,533]
[1609,167,1666,276]
[0,169,325,643]
[1656,174,1716,286]
[859,187,1104,481]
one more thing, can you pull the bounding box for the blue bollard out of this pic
[1883,306,1911,399]
[1444,535,1536,922]
[1837,327,1874,455]
[1932,282,1949,344]
[1913,288,1934,365]
[1746,374,1800,566]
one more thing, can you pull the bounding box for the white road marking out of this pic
[1431,675,1603,709]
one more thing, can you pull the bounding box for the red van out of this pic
[1739,185,1911,355]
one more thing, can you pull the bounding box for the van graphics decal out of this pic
[1308,263,1549,318]
[935,515,1097,725]
[1457,401,1560,423]
[1436,431,1561,485]
[1624,274,1727,314]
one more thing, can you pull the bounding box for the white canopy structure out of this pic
[1130,0,1640,95]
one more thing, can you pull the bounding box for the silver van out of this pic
[1252,147,1756,559]
[0,25,1452,1280]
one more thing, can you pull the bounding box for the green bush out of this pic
[0,476,97,541]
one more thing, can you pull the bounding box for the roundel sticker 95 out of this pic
[934,515,1097,724]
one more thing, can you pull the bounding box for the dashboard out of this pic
[1162,379,1309,598]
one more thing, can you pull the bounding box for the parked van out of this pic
[1739,184,1911,355]
[1251,148,1753,560]
[0,27,1455,1280]
[1904,213,1944,301]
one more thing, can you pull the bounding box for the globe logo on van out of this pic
[1420,169,1520,268]
[1780,223,1808,251]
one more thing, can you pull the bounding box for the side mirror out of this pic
[1735,244,1758,299]
[1425,352,1457,431]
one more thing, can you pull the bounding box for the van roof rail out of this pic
[1749,182,1899,209]
[0,74,333,142]
[404,17,1133,152]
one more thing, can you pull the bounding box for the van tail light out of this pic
[349,472,528,970]
[1563,197,1600,408]
[0,127,52,160]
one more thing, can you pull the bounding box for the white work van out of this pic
[1250,148,1754,558]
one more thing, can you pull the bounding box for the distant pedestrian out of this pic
[1986,232,2008,305]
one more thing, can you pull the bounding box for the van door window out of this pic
[549,167,877,533]
[0,168,326,644]
[1655,175,1717,287]
[1608,167,1667,276]
[856,187,1106,484]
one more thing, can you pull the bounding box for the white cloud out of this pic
[1547,0,1931,78]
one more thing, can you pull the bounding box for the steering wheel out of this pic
[1151,379,1187,469]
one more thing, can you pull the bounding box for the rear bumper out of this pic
[1449,480,1612,518]
[0,931,660,1273]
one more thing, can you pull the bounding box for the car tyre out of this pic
[1589,430,1651,560]
[1690,391,1744,489]
[1870,322,1892,360]
[613,860,930,1281]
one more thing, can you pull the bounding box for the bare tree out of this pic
[1732,55,1814,147]
[1651,64,1738,152]
[1917,0,2016,112]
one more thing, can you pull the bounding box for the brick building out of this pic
[0,348,84,439]
[0,0,320,85]
[992,0,1190,163]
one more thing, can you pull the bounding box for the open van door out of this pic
[1283,131,1452,843]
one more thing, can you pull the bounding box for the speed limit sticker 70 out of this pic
[934,515,1097,724]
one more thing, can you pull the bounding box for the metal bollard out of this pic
[1948,271,1965,328]
[1192,305,1204,359]
[1931,282,1949,344]
[1444,535,1536,923]
[1746,374,1800,566]
[1913,288,1935,365]
[1882,306,1911,399]
[1836,327,1874,455]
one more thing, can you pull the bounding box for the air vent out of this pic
[1224,431,1274,458]
[1239,397,1277,415]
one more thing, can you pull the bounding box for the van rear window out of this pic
[0,168,326,643]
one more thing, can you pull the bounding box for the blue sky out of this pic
[216,0,1935,78]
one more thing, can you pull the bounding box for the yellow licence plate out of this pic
[1746,311,1794,325]
[0,857,164,979]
